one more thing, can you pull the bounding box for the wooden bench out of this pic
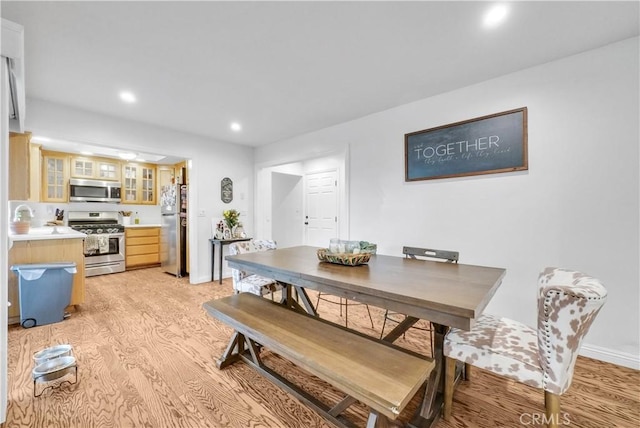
[203,292,435,428]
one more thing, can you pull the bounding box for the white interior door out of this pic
[305,170,338,246]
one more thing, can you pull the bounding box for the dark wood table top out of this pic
[226,246,506,330]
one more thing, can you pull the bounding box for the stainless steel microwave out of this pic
[69,178,122,203]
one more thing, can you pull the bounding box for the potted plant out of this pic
[223,209,240,236]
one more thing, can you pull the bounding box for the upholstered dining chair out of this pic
[228,239,283,299]
[443,267,608,428]
[380,246,459,342]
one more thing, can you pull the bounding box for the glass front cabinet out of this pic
[42,151,69,202]
[122,162,156,205]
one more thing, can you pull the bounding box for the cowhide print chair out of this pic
[228,239,282,299]
[443,267,607,428]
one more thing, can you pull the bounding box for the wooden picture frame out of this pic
[405,107,528,181]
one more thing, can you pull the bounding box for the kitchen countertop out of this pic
[9,226,86,246]
[123,224,162,228]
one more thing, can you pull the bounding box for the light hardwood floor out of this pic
[3,268,639,427]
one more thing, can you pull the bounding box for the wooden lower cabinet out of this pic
[125,227,160,269]
[8,238,86,324]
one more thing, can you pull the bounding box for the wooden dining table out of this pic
[225,245,506,428]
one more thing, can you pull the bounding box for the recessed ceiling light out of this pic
[118,152,137,160]
[119,91,137,103]
[230,122,242,132]
[483,4,509,28]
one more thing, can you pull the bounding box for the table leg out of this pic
[211,241,215,282]
[381,318,447,428]
[218,242,224,284]
[409,323,448,428]
[278,285,318,317]
[381,315,420,343]
[294,286,317,316]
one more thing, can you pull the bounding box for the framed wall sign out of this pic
[221,177,233,203]
[405,107,528,181]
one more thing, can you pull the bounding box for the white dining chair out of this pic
[228,239,282,299]
[443,267,608,428]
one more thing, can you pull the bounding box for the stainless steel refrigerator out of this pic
[160,184,187,277]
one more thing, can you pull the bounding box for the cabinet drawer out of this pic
[127,236,159,246]
[127,243,159,256]
[125,227,160,238]
[126,253,159,266]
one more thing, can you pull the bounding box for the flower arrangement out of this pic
[223,209,240,230]
[119,211,133,217]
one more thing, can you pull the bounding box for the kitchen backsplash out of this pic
[8,201,162,226]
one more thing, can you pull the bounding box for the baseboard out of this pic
[580,343,639,370]
[192,273,226,285]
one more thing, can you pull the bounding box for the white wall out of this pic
[255,37,640,368]
[24,98,255,284]
[271,172,303,248]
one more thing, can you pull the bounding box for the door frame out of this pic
[254,149,349,243]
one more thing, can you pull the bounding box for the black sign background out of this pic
[405,107,528,181]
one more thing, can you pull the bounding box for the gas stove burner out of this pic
[69,223,125,235]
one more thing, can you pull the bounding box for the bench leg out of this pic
[216,332,248,369]
[366,411,391,428]
[245,338,263,366]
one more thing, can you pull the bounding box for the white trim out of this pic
[185,158,198,284]
[580,343,639,370]
[1,57,10,425]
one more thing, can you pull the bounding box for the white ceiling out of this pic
[2,1,638,149]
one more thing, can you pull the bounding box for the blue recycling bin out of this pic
[11,262,77,328]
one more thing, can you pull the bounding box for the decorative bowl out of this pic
[317,248,371,266]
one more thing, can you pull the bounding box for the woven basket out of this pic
[317,248,371,266]
[10,221,30,235]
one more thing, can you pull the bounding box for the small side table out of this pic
[210,237,251,284]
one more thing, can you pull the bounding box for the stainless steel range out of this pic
[68,211,125,277]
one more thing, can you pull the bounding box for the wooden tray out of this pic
[317,248,371,266]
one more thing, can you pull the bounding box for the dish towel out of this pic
[84,235,99,254]
[97,234,110,254]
